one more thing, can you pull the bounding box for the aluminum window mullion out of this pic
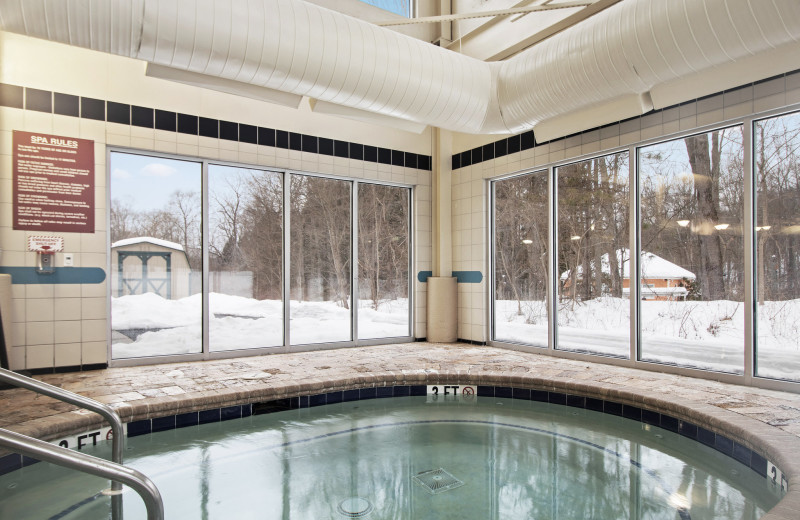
[630,146,640,362]
[488,181,496,343]
[548,165,557,352]
[743,119,755,383]
[202,161,210,357]
[408,186,415,339]
[283,172,291,351]
[352,181,359,343]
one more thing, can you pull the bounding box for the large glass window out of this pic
[110,151,412,361]
[208,165,283,351]
[492,171,549,347]
[639,126,745,373]
[754,111,800,382]
[556,152,630,357]
[109,152,202,359]
[290,175,352,345]
[357,183,411,339]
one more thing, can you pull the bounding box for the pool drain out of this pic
[337,497,373,518]
[413,468,464,494]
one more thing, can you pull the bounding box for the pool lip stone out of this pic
[1,343,799,519]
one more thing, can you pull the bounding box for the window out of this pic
[638,126,745,373]
[208,165,283,351]
[754,111,800,382]
[109,152,202,359]
[357,183,411,339]
[290,175,352,345]
[492,171,549,347]
[358,0,411,17]
[109,152,412,360]
[556,152,630,357]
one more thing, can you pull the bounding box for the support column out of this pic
[428,128,457,343]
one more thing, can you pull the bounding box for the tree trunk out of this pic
[685,133,725,300]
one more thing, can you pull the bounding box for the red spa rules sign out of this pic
[12,130,95,233]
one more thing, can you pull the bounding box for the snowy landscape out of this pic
[495,297,800,381]
[111,293,410,358]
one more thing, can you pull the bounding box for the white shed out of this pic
[111,237,195,300]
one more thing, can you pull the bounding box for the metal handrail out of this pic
[0,428,164,520]
[0,367,124,485]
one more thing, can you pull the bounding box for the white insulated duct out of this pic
[1,0,799,137]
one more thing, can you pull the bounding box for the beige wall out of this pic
[0,31,433,370]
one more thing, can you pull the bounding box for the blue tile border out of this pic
[0,386,775,483]
[0,83,432,172]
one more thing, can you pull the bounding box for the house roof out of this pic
[111,237,185,252]
[560,249,696,280]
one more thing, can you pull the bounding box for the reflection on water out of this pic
[0,398,782,520]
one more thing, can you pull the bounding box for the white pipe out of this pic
[0,0,798,137]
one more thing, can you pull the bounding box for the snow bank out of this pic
[111,293,410,358]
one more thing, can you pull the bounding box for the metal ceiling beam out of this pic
[485,0,622,61]
[374,1,593,27]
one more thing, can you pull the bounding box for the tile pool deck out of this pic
[1,341,799,518]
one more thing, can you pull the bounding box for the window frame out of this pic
[488,101,800,393]
[107,150,414,367]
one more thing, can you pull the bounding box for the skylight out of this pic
[359,0,410,17]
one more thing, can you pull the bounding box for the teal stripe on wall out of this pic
[0,267,106,284]
[416,271,482,284]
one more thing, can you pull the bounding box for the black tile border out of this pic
[0,82,432,172]
[452,68,800,171]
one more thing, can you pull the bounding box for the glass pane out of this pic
[556,152,630,357]
[208,165,283,351]
[358,0,410,17]
[290,175,352,344]
[357,183,410,339]
[639,127,744,373]
[755,111,800,382]
[493,172,549,347]
[109,152,202,358]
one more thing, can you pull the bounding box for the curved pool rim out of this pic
[3,369,799,519]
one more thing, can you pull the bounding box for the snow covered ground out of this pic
[111,293,409,358]
[494,297,800,381]
[111,292,798,381]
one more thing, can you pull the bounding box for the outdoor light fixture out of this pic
[714,223,730,230]
[677,220,690,227]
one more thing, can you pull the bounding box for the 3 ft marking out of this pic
[427,385,475,396]
[767,461,789,492]
[53,428,113,451]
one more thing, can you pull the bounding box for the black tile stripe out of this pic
[0,83,433,171]
[132,105,154,128]
[26,87,52,113]
[451,68,800,171]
